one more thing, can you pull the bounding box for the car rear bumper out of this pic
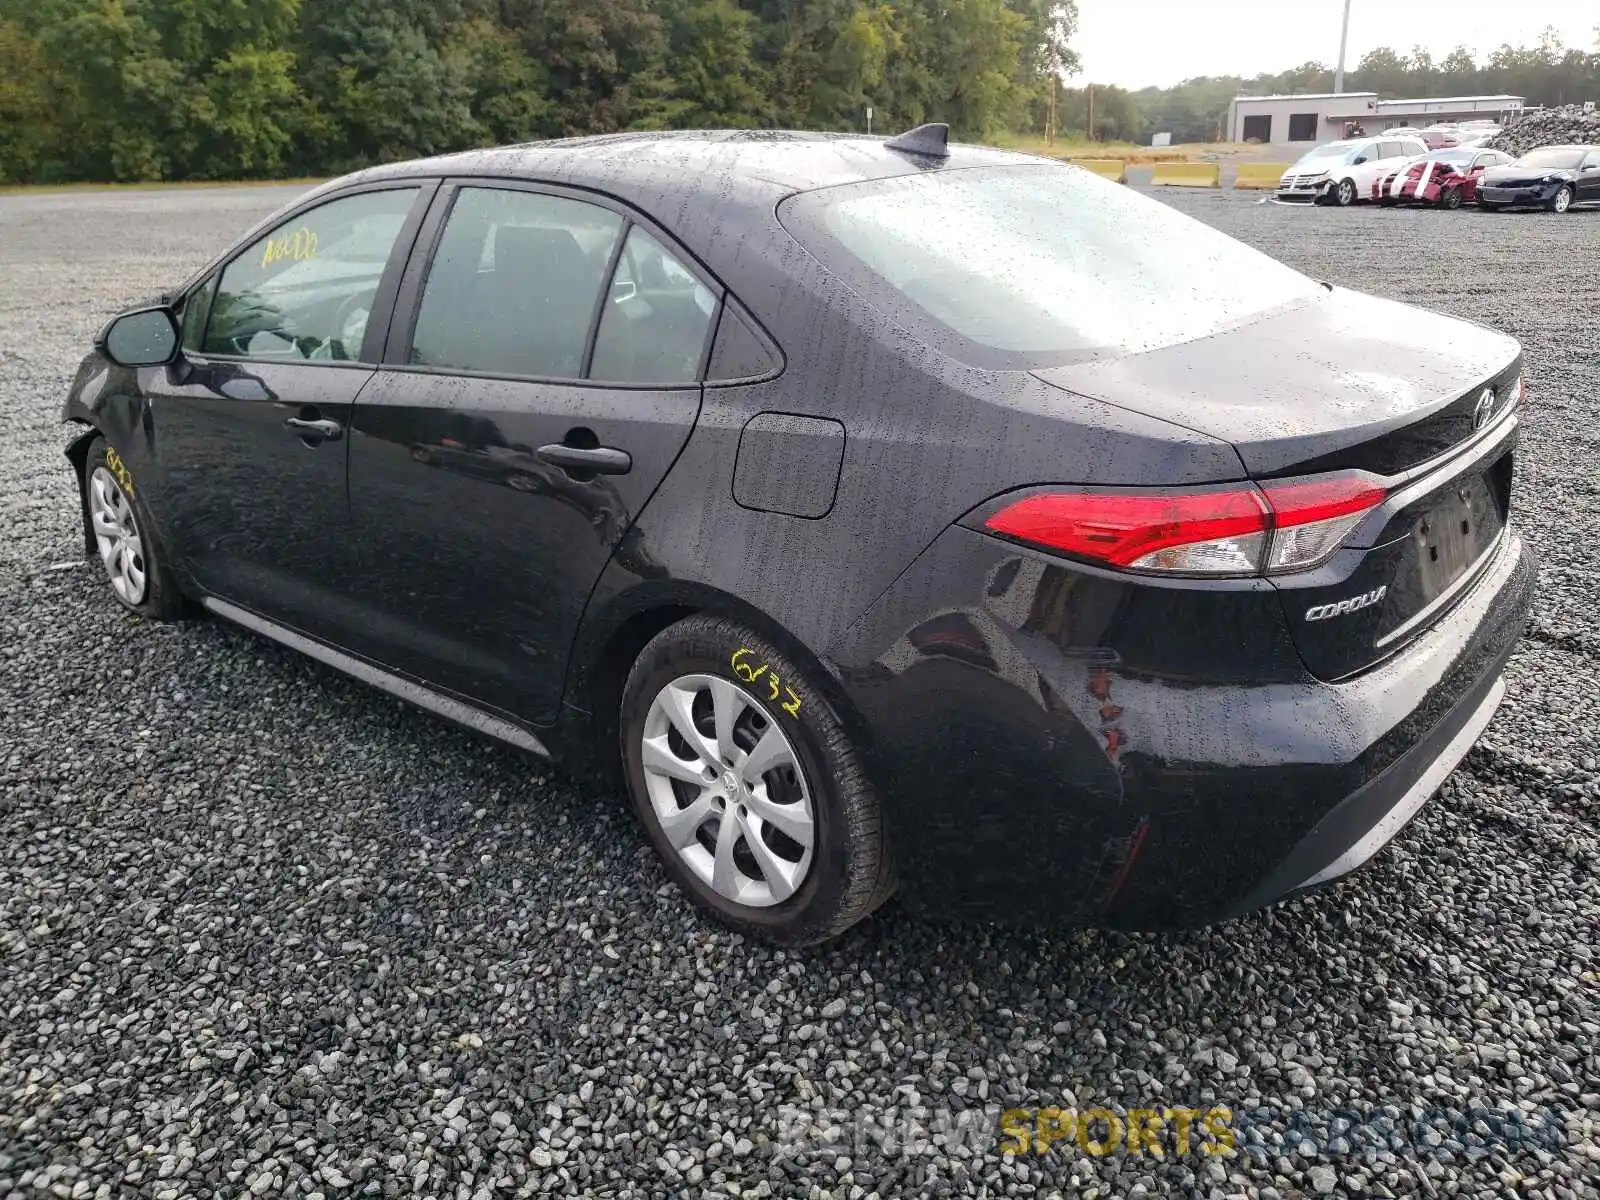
[831,521,1536,929]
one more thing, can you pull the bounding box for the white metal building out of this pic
[1227,93,1526,145]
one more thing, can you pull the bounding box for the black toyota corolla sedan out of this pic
[1477,143,1600,211]
[65,126,1535,945]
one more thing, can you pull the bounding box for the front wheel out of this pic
[1549,185,1573,213]
[620,615,893,944]
[81,434,185,619]
[1333,178,1357,207]
[1440,185,1462,210]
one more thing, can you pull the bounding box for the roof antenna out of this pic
[883,122,949,158]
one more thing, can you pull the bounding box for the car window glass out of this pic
[411,187,623,379]
[589,226,716,384]
[203,188,418,362]
[1584,151,1600,169]
[181,273,219,352]
[781,164,1321,362]
[707,298,780,382]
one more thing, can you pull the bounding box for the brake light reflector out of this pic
[1258,472,1387,572]
[983,488,1270,575]
[982,471,1388,577]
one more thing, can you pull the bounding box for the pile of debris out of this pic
[1487,105,1600,156]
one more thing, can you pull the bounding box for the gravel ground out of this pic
[1,184,1597,1200]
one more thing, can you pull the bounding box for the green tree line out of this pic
[1098,29,1600,145]
[0,0,1075,183]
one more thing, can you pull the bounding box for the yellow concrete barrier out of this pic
[1234,162,1289,190]
[1149,162,1220,188]
[1071,158,1127,183]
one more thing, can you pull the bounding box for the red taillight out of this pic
[983,471,1388,577]
[982,489,1269,574]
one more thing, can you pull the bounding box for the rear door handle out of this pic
[535,444,632,475]
[284,416,344,442]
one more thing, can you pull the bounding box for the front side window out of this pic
[203,188,419,362]
[589,226,716,384]
[779,164,1322,366]
[411,187,623,379]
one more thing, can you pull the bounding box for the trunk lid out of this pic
[1033,288,1522,679]
[1032,288,1520,478]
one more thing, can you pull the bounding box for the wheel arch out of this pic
[64,420,100,557]
[561,580,878,791]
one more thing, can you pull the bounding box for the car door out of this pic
[343,181,718,724]
[142,183,433,639]
[1579,150,1600,201]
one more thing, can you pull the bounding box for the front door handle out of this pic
[284,416,344,443]
[535,443,632,475]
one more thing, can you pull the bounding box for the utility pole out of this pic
[1333,0,1353,93]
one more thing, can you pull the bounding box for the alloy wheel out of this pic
[640,673,815,908]
[1336,179,1356,206]
[1552,187,1572,213]
[87,465,147,605]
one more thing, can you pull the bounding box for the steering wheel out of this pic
[306,291,374,362]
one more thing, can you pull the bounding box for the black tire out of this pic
[81,433,185,619]
[1333,178,1356,207]
[1548,185,1573,213]
[1440,185,1462,210]
[620,614,893,945]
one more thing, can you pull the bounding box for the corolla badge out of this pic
[1472,387,1496,431]
[1305,585,1387,622]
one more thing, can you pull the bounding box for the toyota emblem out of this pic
[1472,387,1495,430]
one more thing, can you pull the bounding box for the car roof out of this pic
[318,130,1042,210]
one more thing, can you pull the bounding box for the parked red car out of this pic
[1373,148,1514,208]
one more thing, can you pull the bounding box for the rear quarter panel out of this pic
[565,205,1243,758]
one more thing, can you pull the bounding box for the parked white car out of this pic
[1276,135,1431,206]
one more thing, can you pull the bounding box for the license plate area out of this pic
[1382,459,1507,624]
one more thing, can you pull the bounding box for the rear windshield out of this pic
[778,163,1321,366]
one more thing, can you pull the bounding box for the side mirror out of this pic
[100,306,179,368]
[1352,155,1368,165]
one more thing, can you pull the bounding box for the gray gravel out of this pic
[2,184,1598,1199]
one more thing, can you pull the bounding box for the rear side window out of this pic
[589,226,716,384]
[203,188,419,362]
[780,164,1320,367]
[707,297,780,382]
[410,187,623,379]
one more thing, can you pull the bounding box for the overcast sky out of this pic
[1073,1,1599,89]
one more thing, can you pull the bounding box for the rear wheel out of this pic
[1549,185,1573,213]
[81,434,184,619]
[620,614,892,944]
